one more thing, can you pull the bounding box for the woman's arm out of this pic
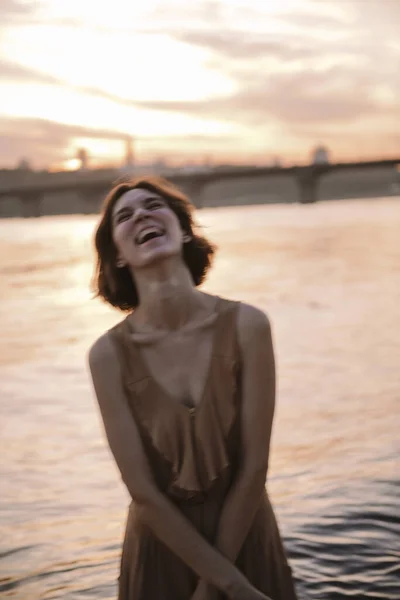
[191,305,276,599]
[213,304,276,560]
[88,333,250,599]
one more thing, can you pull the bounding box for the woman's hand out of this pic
[229,579,273,600]
[191,580,220,600]
[237,590,273,600]
[191,578,273,600]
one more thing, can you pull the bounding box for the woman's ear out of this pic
[182,233,192,244]
[116,256,126,268]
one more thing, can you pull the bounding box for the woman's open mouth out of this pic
[135,226,165,246]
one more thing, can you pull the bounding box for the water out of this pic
[1,198,399,599]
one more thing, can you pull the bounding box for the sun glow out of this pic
[56,158,81,171]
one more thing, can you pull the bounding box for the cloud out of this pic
[2,2,398,130]
[349,0,400,37]
[173,30,317,62]
[0,59,143,108]
[0,115,131,166]
[3,58,396,153]
[280,10,349,31]
[0,0,41,23]
[0,115,129,142]
[0,0,399,165]
[134,1,399,132]
[0,115,242,166]
[132,62,398,128]
[0,60,61,84]
[153,2,398,130]
[1,0,36,15]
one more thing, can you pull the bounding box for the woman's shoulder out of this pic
[88,331,116,373]
[87,317,129,372]
[236,302,271,346]
[211,293,270,323]
[210,295,271,351]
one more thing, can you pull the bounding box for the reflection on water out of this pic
[1,198,399,599]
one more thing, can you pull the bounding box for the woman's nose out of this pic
[132,206,150,223]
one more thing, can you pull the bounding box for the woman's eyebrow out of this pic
[114,196,164,218]
[114,206,131,219]
[144,195,163,204]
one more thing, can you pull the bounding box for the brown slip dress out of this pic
[109,297,297,600]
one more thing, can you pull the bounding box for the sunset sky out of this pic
[0,0,399,170]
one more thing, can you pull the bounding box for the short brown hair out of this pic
[92,176,217,311]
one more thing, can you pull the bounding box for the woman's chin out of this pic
[133,245,180,269]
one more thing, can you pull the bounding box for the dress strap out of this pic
[212,298,241,360]
[108,319,149,385]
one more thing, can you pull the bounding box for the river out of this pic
[1,197,399,599]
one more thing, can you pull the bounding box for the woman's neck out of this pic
[130,260,205,332]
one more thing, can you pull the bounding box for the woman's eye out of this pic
[148,202,162,210]
[117,212,130,222]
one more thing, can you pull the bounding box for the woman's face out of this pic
[111,188,187,270]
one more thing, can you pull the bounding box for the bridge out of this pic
[0,158,399,217]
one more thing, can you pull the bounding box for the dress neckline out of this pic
[124,296,224,416]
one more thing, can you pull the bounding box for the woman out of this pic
[88,176,297,600]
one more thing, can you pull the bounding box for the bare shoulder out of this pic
[87,330,130,416]
[87,329,128,392]
[236,302,272,346]
[88,332,117,373]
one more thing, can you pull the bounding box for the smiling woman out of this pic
[93,177,216,310]
[88,176,298,599]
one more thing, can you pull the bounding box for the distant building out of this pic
[152,157,168,173]
[125,137,135,168]
[77,148,89,170]
[17,158,32,171]
[311,145,330,165]
[118,136,136,177]
[272,156,281,167]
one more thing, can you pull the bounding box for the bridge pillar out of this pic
[179,179,207,209]
[297,169,319,204]
[82,191,103,214]
[21,193,42,218]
